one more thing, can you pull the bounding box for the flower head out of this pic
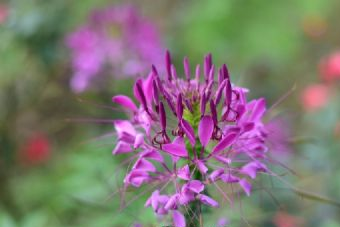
[112,52,270,226]
[66,5,163,93]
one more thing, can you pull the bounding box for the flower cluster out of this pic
[66,5,163,93]
[112,52,270,226]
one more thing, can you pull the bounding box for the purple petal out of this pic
[210,100,218,125]
[214,155,232,164]
[143,73,154,105]
[177,94,183,121]
[222,64,230,80]
[114,120,136,138]
[162,138,188,157]
[177,164,190,180]
[196,160,208,174]
[124,170,149,187]
[209,169,224,182]
[141,149,164,162]
[165,194,179,210]
[133,133,144,149]
[225,79,232,106]
[195,64,201,82]
[172,210,186,227]
[152,80,160,107]
[171,64,178,80]
[112,95,137,112]
[242,122,255,132]
[184,57,191,81]
[220,174,239,183]
[134,79,148,111]
[133,158,156,172]
[198,115,214,147]
[112,141,132,154]
[187,180,204,193]
[212,131,238,155]
[214,79,227,106]
[166,50,172,81]
[204,53,212,80]
[200,93,207,116]
[250,98,266,121]
[199,194,219,207]
[208,65,215,81]
[180,119,196,146]
[159,102,167,130]
[241,162,267,179]
[239,179,252,196]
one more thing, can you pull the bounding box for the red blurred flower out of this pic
[0,4,9,24]
[19,133,51,166]
[273,211,304,227]
[301,84,330,111]
[319,52,340,83]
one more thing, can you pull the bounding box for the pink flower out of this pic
[66,5,164,93]
[19,133,51,166]
[112,52,272,225]
[273,211,304,227]
[319,51,340,83]
[0,3,9,24]
[301,83,330,111]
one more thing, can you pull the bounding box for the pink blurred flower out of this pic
[0,3,9,24]
[301,84,329,111]
[19,133,51,166]
[319,52,340,83]
[66,5,164,93]
[273,211,304,227]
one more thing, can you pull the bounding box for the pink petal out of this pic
[133,159,156,172]
[250,98,266,121]
[214,155,231,164]
[141,149,164,162]
[143,72,154,105]
[162,138,188,157]
[112,95,137,112]
[212,131,238,155]
[196,160,208,174]
[220,174,239,183]
[112,141,132,154]
[133,133,144,149]
[172,210,186,227]
[198,194,219,207]
[177,165,190,180]
[165,194,179,210]
[241,162,267,179]
[114,120,136,138]
[180,119,196,146]
[209,169,224,182]
[124,170,149,187]
[198,115,214,147]
[239,179,252,196]
[187,180,204,193]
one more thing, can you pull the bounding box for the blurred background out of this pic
[1,0,340,226]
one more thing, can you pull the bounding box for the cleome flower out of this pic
[66,5,163,93]
[112,51,270,227]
